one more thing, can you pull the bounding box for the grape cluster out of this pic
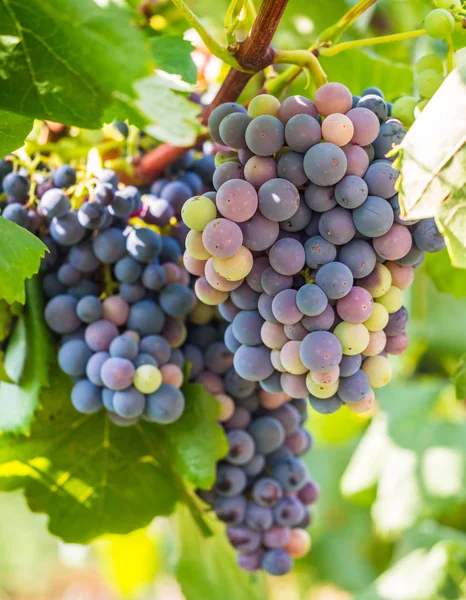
[183,314,318,576]
[0,153,214,425]
[182,86,445,415]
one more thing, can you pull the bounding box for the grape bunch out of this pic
[181,85,445,415]
[0,157,211,425]
[182,314,318,576]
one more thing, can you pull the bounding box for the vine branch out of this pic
[319,28,427,56]
[136,0,289,181]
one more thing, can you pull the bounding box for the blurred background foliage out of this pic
[1,0,466,598]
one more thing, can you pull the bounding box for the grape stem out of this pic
[169,0,243,70]
[319,29,427,56]
[272,49,328,89]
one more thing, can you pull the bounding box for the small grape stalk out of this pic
[182,86,446,417]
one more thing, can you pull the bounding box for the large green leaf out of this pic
[398,63,466,267]
[0,218,47,305]
[0,277,52,433]
[0,366,226,541]
[0,0,154,128]
[319,50,414,101]
[0,110,33,155]
[151,36,197,84]
[425,249,466,299]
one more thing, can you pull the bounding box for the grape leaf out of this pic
[174,506,268,600]
[0,110,33,156]
[151,36,197,84]
[0,299,15,342]
[454,354,466,400]
[0,277,52,433]
[398,63,466,266]
[0,218,47,305]
[0,0,154,128]
[319,50,414,101]
[424,249,466,299]
[0,365,226,541]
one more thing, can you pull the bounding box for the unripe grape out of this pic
[134,364,162,394]
[182,195,217,231]
[416,68,444,98]
[363,302,389,332]
[425,8,455,40]
[362,355,392,388]
[213,246,253,281]
[376,286,403,313]
[306,374,339,398]
[334,322,370,355]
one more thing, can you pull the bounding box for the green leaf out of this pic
[0,366,226,541]
[0,218,47,305]
[0,0,154,128]
[131,75,202,146]
[174,506,268,600]
[4,315,27,383]
[454,354,466,400]
[398,64,466,266]
[149,382,227,489]
[0,351,13,384]
[151,36,197,84]
[0,299,16,342]
[0,277,52,433]
[0,110,33,155]
[319,50,414,101]
[425,249,466,299]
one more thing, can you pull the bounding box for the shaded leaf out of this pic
[4,315,27,383]
[151,36,197,84]
[0,0,154,127]
[0,277,52,433]
[454,354,466,400]
[0,110,33,155]
[0,218,47,305]
[425,249,466,299]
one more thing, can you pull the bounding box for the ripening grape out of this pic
[336,286,373,323]
[376,286,403,313]
[321,113,354,146]
[205,259,243,292]
[216,179,258,223]
[299,331,342,372]
[362,355,392,387]
[213,246,254,281]
[182,195,217,231]
[306,375,339,399]
[272,289,303,325]
[342,143,369,178]
[358,263,392,298]
[261,321,289,350]
[313,82,353,116]
[363,302,389,332]
[285,114,322,153]
[248,94,281,118]
[363,330,387,356]
[278,95,317,124]
[346,108,380,146]
[373,223,412,260]
[280,341,308,374]
[333,322,370,355]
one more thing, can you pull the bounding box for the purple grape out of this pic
[93,228,127,263]
[353,195,394,238]
[245,115,285,156]
[364,161,398,199]
[244,156,278,189]
[40,188,70,218]
[339,354,362,377]
[346,108,380,146]
[246,257,269,293]
[224,324,241,353]
[57,263,82,286]
[301,303,335,332]
[227,526,261,553]
[214,495,247,525]
[109,335,139,360]
[315,261,354,299]
[140,335,171,364]
[338,239,377,278]
[224,368,257,399]
[298,480,320,505]
[160,180,193,214]
[76,295,102,323]
[304,183,337,212]
[237,549,265,572]
[261,267,293,296]
[300,331,342,372]
[215,464,247,497]
[284,114,321,153]
[384,306,408,336]
[304,143,347,186]
[44,294,80,334]
[335,175,368,208]
[238,148,255,165]
[262,549,293,576]
[342,143,369,177]
[113,386,145,418]
[142,264,166,291]
[337,369,371,402]
[50,212,86,246]
[239,212,279,252]
[226,429,256,465]
[248,416,285,454]
[373,121,405,160]
[232,310,264,346]
[272,457,307,492]
[269,238,305,276]
[224,405,251,430]
[216,179,258,223]
[213,162,244,191]
[58,340,92,377]
[128,300,166,335]
[308,394,343,414]
[273,495,305,527]
[243,454,266,477]
[86,351,109,386]
[258,178,300,222]
[272,289,303,325]
[304,235,337,269]
[357,94,388,122]
[336,286,373,323]
[296,284,328,316]
[258,292,279,323]
[71,380,103,414]
[413,218,445,252]
[263,526,291,549]
[252,477,283,508]
[145,383,185,423]
[218,300,241,323]
[42,274,64,298]
[318,207,356,245]
[277,151,307,186]
[260,371,283,393]
[101,357,135,390]
[245,502,274,532]
[219,112,252,149]
[397,245,424,267]
[231,281,261,309]
[205,342,233,374]
[280,200,312,232]
[284,428,312,455]
[278,95,317,124]
[208,102,247,143]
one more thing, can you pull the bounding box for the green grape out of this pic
[333,322,370,356]
[186,230,211,260]
[363,303,389,332]
[416,68,444,98]
[414,54,444,75]
[215,151,240,167]
[376,286,403,313]
[248,94,281,118]
[213,246,253,281]
[181,195,217,232]
[359,264,392,298]
[306,374,339,398]
[415,98,430,118]
[433,0,460,9]
[425,8,455,40]
[391,96,418,127]
[134,364,162,394]
[362,355,392,388]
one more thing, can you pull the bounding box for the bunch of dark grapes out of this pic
[0,151,213,425]
[181,86,445,415]
[182,312,319,576]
